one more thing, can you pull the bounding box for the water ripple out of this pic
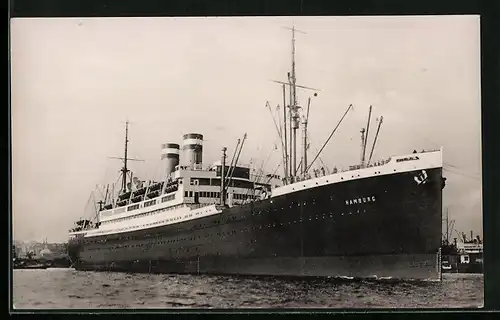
[12,270,483,309]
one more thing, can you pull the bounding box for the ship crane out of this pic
[224,133,247,195]
[306,104,353,173]
[367,116,384,165]
[360,128,366,166]
[225,138,241,182]
[266,101,287,176]
[361,105,373,167]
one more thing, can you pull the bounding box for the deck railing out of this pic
[291,157,392,183]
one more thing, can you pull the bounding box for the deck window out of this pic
[162,194,175,203]
[127,204,140,211]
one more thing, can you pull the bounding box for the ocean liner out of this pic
[68,27,446,280]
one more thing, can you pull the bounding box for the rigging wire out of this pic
[305,131,331,174]
[243,138,281,200]
[81,192,94,219]
[110,174,122,204]
[264,163,282,185]
[95,184,106,200]
[148,159,162,183]
[254,144,277,185]
[443,166,481,181]
[443,161,480,176]
[307,104,353,172]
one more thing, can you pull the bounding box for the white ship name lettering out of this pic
[396,156,419,163]
[345,196,376,206]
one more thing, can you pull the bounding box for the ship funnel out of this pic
[182,133,203,170]
[161,143,180,177]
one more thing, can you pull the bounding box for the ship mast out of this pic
[272,26,320,184]
[121,120,130,193]
[282,84,289,181]
[289,25,301,179]
[286,25,306,181]
[109,121,144,197]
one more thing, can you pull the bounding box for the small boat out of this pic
[13,264,49,270]
[13,258,50,270]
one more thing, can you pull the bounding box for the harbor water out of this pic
[12,269,483,309]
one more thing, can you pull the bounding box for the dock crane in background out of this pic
[443,208,456,244]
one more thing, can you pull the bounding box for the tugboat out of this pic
[13,248,50,270]
[441,232,483,274]
[455,231,483,273]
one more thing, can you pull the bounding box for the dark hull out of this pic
[49,257,72,268]
[13,266,49,270]
[69,168,443,280]
[442,263,483,274]
[456,263,483,274]
[13,263,50,270]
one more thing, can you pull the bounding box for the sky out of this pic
[11,16,482,243]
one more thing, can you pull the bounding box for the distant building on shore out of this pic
[12,239,68,259]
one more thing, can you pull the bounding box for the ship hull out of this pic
[75,254,439,280]
[69,167,443,280]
